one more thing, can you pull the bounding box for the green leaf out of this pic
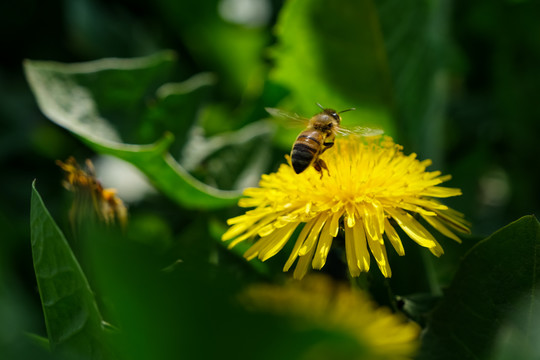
[489,287,540,360]
[180,120,275,190]
[25,333,51,350]
[23,53,241,210]
[88,133,240,209]
[154,0,270,98]
[399,293,441,328]
[30,181,108,358]
[418,215,540,360]
[270,0,395,141]
[375,0,451,159]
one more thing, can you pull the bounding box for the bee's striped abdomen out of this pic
[291,132,323,174]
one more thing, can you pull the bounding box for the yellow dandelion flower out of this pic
[241,275,420,360]
[222,136,470,279]
[57,157,127,227]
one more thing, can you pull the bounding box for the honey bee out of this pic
[266,104,383,176]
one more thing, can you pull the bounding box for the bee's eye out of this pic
[331,112,339,120]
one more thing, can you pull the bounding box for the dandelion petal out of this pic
[329,209,343,237]
[421,214,462,243]
[259,223,299,261]
[353,221,370,271]
[345,222,361,277]
[283,218,316,271]
[313,220,335,269]
[366,234,392,278]
[386,207,443,255]
[299,214,327,256]
[384,218,405,256]
[293,242,317,279]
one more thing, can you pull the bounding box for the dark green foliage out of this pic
[30,181,109,359]
[419,216,540,359]
[1,0,539,359]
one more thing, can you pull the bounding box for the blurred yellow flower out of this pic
[222,136,470,279]
[57,157,127,227]
[242,275,420,360]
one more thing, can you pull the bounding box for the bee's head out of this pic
[322,108,341,123]
[309,108,341,134]
[315,103,340,124]
[316,103,355,125]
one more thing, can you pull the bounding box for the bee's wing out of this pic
[265,108,309,130]
[337,126,384,137]
[265,107,307,124]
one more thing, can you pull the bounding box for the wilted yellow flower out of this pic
[57,157,127,227]
[222,136,470,279]
[242,275,420,360]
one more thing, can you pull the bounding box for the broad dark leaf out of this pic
[419,215,540,360]
[30,181,108,358]
[24,53,241,209]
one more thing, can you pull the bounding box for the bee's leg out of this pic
[313,158,329,178]
[321,141,334,154]
[321,134,335,153]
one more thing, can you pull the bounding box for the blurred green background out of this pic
[1,0,539,359]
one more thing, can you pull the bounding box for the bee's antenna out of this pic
[339,107,356,114]
[316,102,325,110]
